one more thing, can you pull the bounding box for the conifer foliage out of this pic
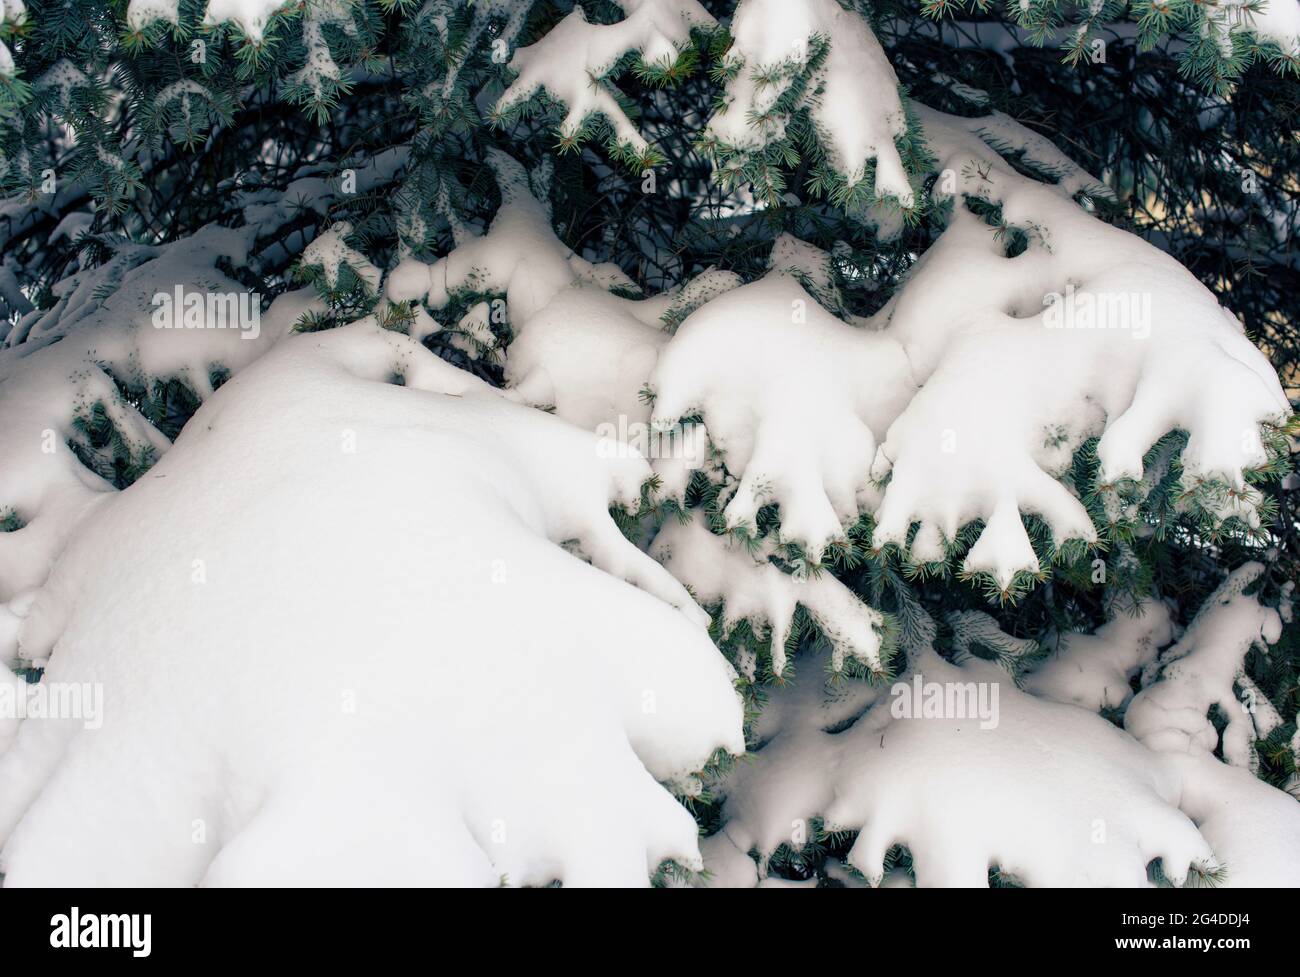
[0,0,1297,887]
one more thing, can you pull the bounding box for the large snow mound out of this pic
[824,653,1216,887]
[704,645,1300,887]
[0,225,306,604]
[0,321,743,886]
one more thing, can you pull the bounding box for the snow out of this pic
[700,645,1230,887]
[300,221,382,293]
[0,662,23,753]
[0,225,301,605]
[423,0,533,100]
[387,149,705,437]
[202,0,291,42]
[645,104,1289,589]
[125,0,178,31]
[1168,752,1300,888]
[449,300,494,360]
[707,0,913,205]
[495,0,715,154]
[868,125,1287,584]
[697,578,1300,887]
[0,320,743,886]
[238,148,408,254]
[649,245,914,559]
[825,651,1217,887]
[1222,0,1300,57]
[651,511,887,677]
[1025,602,1175,713]
[34,60,89,106]
[0,0,24,77]
[1,0,1294,890]
[291,0,356,98]
[503,284,669,428]
[127,0,303,42]
[706,657,881,871]
[153,79,209,114]
[386,150,591,328]
[1126,563,1283,769]
[921,105,1113,203]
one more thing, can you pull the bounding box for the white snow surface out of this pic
[1221,0,1300,56]
[0,225,302,605]
[0,0,24,77]
[389,127,1286,597]
[127,0,294,40]
[704,644,1300,887]
[707,0,913,204]
[650,107,1290,587]
[1168,751,1300,887]
[651,511,887,677]
[386,149,732,437]
[1126,563,1283,769]
[868,111,1287,588]
[202,0,290,41]
[825,654,1209,887]
[1025,602,1175,712]
[1,2,1294,890]
[495,0,714,152]
[0,320,743,886]
[292,0,355,97]
[505,285,668,427]
[301,220,382,293]
[650,264,913,558]
[126,0,179,30]
[384,116,1286,589]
